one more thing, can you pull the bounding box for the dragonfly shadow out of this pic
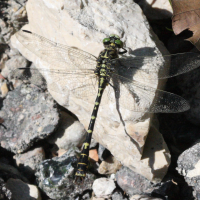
[112,46,158,115]
[12,66,47,92]
[110,47,158,153]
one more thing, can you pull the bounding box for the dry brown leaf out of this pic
[171,0,200,50]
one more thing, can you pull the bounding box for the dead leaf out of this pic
[171,0,200,50]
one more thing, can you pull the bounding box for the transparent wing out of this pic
[116,52,200,80]
[12,67,98,100]
[15,30,97,70]
[107,73,189,113]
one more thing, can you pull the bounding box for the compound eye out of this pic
[103,38,110,45]
[114,34,120,39]
[115,39,123,48]
[109,34,115,38]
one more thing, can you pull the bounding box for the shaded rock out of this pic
[151,179,181,200]
[14,147,45,179]
[2,55,29,79]
[98,155,122,175]
[92,178,116,198]
[167,35,194,54]
[12,63,47,91]
[36,148,94,199]
[134,0,172,20]
[175,65,200,126]
[130,195,163,200]
[48,111,86,153]
[6,178,41,200]
[82,191,92,200]
[116,167,156,196]
[0,84,59,153]
[111,189,128,200]
[0,162,28,183]
[177,143,200,199]
[0,178,11,200]
[98,144,111,161]
[0,0,27,44]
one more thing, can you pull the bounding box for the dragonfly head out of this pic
[103,34,127,54]
[103,34,123,48]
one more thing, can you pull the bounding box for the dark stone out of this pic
[36,148,95,199]
[116,166,156,196]
[98,144,111,161]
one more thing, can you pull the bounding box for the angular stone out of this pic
[48,111,87,152]
[92,178,116,198]
[0,85,59,153]
[11,0,170,182]
[116,167,155,196]
[36,148,94,199]
[6,178,41,200]
[177,143,200,199]
[14,147,45,179]
[98,155,122,175]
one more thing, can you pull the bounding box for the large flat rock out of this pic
[11,0,170,182]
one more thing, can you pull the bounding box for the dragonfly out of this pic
[13,30,200,182]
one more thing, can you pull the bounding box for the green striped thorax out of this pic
[94,34,127,78]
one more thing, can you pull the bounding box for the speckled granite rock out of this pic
[177,143,200,199]
[116,167,156,196]
[0,84,59,153]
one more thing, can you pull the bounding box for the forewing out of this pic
[15,30,97,71]
[116,52,200,80]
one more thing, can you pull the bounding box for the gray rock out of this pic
[6,178,41,200]
[14,147,45,179]
[11,63,47,91]
[111,190,128,200]
[36,148,95,199]
[0,0,27,44]
[0,84,59,153]
[2,55,29,79]
[48,111,87,153]
[92,178,116,198]
[130,195,163,200]
[116,167,156,196]
[177,142,200,199]
[98,155,122,175]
